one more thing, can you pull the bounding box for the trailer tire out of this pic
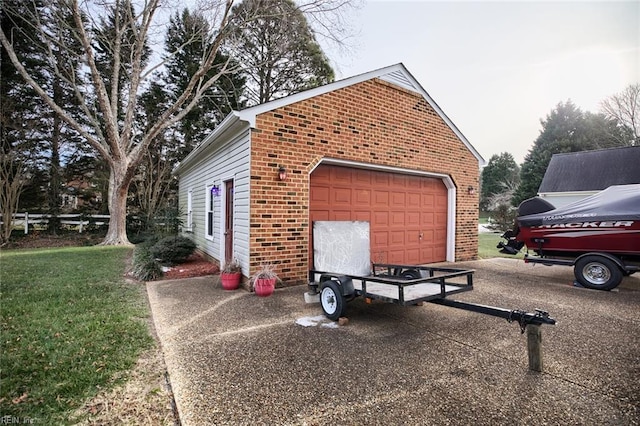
[574,255,623,291]
[400,269,421,280]
[320,281,345,320]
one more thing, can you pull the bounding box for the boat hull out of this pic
[517,220,640,258]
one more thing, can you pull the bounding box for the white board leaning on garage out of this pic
[313,221,371,276]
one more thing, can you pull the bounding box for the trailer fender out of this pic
[319,275,355,297]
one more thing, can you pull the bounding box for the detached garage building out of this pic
[174,63,484,285]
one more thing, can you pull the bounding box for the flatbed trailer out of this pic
[308,263,556,371]
[309,263,554,329]
[309,221,556,371]
[309,263,474,318]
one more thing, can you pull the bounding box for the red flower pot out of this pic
[254,278,276,297]
[221,272,241,290]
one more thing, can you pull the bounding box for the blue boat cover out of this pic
[518,184,640,226]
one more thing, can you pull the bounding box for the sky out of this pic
[321,1,639,164]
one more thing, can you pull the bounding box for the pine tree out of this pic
[164,8,246,151]
[480,152,519,211]
[512,101,631,205]
[227,0,334,105]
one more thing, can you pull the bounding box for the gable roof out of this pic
[175,63,484,174]
[538,146,640,193]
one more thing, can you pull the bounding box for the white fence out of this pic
[1,213,110,234]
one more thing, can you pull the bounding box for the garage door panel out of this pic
[407,176,421,189]
[390,211,405,226]
[436,194,448,209]
[423,193,436,207]
[373,190,389,207]
[388,249,405,264]
[333,167,352,183]
[421,212,435,226]
[405,249,420,264]
[312,166,331,183]
[354,169,371,184]
[372,231,388,247]
[406,231,420,245]
[407,192,421,208]
[333,187,352,204]
[310,164,448,266]
[420,247,434,260]
[373,211,389,226]
[407,211,420,226]
[311,211,330,222]
[311,186,330,204]
[374,173,390,186]
[391,192,406,206]
[390,231,405,245]
[333,211,352,221]
[355,189,371,205]
[353,211,371,222]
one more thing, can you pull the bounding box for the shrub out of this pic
[150,235,196,264]
[131,241,163,281]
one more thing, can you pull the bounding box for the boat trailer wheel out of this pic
[574,255,623,291]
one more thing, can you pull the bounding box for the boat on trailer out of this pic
[498,184,640,290]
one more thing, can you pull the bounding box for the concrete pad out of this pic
[147,260,640,425]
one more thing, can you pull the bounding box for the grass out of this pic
[478,231,524,260]
[0,246,153,424]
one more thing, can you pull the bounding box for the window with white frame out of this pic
[205,185,215,240]
[186,190,193,231]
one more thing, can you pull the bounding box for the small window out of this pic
[206,185,215,240]
[186,190,193,231]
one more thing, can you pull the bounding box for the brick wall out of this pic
[250,78,479,284]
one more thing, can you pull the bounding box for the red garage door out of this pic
[310,164,448,266]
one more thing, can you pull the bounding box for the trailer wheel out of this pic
[574,256,623,291]
[320,281,345,320]
[400,269,421,280]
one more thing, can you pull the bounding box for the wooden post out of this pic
[527,324,543,372]
[24,212,28,234]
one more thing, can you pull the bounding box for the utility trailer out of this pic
[308,263,555,332]
[310,221,556,371]
[308,263,474,320]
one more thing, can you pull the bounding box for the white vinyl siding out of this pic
[177,128,251,271]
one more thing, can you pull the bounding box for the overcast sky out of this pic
[323,1,639,164]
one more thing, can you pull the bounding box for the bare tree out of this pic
[0,151,28,245]
[1,0,354,245]
[601,83,639,146]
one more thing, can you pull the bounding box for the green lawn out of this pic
[0,246,153,424]
[478,232,524,260]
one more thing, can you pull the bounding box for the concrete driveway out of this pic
[147,258,640,425]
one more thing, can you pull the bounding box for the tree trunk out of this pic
[101,166,133,246]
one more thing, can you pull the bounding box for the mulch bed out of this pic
[161,253,220,280]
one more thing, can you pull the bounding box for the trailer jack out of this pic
[430,299,556,372]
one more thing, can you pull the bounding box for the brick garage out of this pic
[175,64,484,285]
